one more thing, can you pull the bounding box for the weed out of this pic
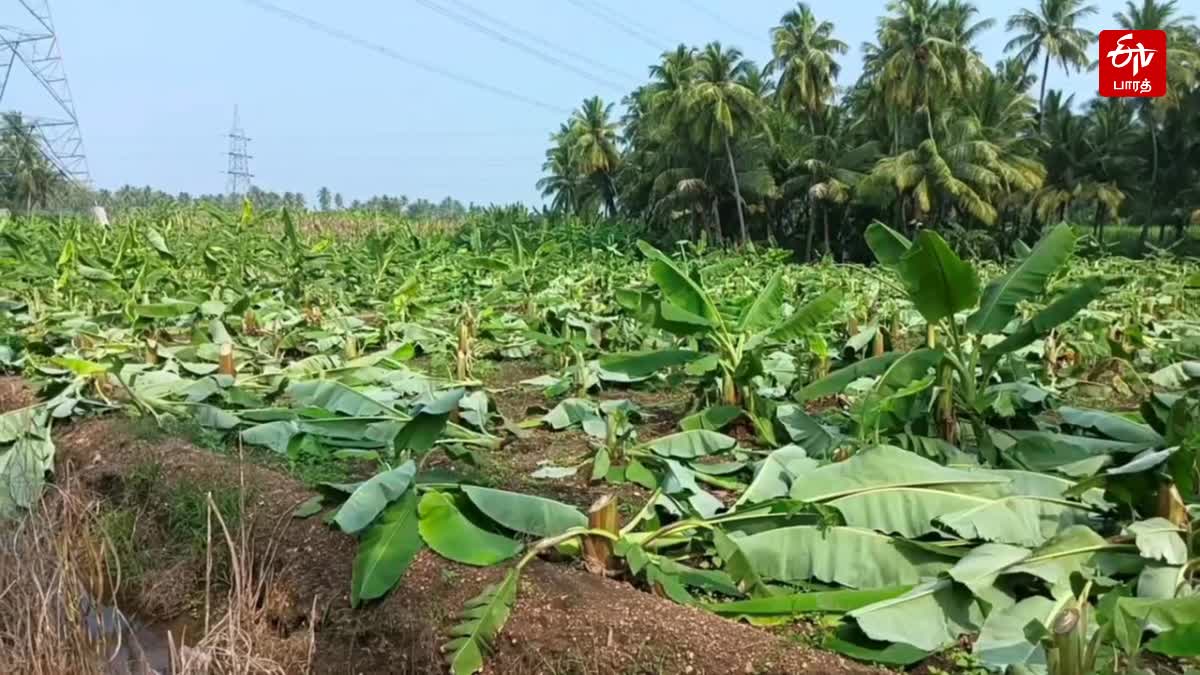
[165,482,243,554]
[125,415,229,453]
[114,460,244,555]
[98,508,149,584]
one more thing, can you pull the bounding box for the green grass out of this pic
[123,411,352,487]
[125,414,228,453]
[99,508,150,584]
[112,460,244,554]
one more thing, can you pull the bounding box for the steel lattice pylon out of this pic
[226,105,252,197]
[0,0,89,186]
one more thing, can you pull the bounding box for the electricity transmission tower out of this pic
[225,105,252,196]
[0,0,90,185]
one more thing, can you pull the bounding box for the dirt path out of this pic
[56,418,883,675]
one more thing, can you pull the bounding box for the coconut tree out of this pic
[779,106,879,259]
[538,127,586,215]
[1004,0,1098,127]
[569,97,621,216]
[1114,0,1196,227]
[769,4,848,131]
[874,0,983,141]
[865,108,1043,228]
[688,42,765,246]
[0,112,64,214]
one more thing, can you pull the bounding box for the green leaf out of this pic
[775,405,837,456]
[789,445,1004,501]
[351,490,423,606]
[1138,564,1184,599]
[132,299,198,319]
[49,356,108,377]
[0,429,54,517]
[936,493,1095,546]
[973,596,1057,671]
[542,398,599,430]
[865,221,912,267]
[1126,518,1188,565]
[849,578,982,651]
[984,279,1105,361]
[292,495,323,518]
[734,526,953,588]
[1113,596,1200,653]
[1058,407,1163,445]
[1149,361,1200,389]
[145,227,174,257]
[739,445,818,504]
[636,240,720,325]
[462,486,586,537]
[680,405,742,432]
[896,230,980,324]
[827,486,1091,545]
[946,542,1034,596]
[824,624,930,665]
[598,349,703,377]
[795,352,904,401]
[703,586,913,618]
[967,223,1076,335]
[1147,624,1200,657]
[626,459,657,489]
[395,389,465,453]
[459,391,490,430]
[736,269,787,333]
[0,407,39,444]
[418,491,521,566]
[639,430,736,459]
[443,569,519,675]
[239,420,299,454]
[1008,526,1120,593]
[287,380,395,417]
[766,289,842,342]
[191,404,239,430]
[333,461,416,534]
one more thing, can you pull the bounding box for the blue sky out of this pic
[13,0,1131,206]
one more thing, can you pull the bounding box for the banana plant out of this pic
[602,240,841,439]
[802,222,1106,463]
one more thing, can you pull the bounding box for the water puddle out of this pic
[82,594,198,675]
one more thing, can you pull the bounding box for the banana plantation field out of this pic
[3,209,1200,675]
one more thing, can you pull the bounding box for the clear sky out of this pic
[11,0,1131,206]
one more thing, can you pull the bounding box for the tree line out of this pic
[538,0,1200,258]
[0,113,472,220]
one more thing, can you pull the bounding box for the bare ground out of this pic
[55,417,883,675]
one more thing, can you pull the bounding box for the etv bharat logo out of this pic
[1099,30,1167,98]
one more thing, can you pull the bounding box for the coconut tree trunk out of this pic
[805,200,817,261]
[1138,104,1159,249]
[604,173,618,217]
[822,204,832,257]
[710,196,724,247]
[724,133,749,247]
[1038,53,1050,131]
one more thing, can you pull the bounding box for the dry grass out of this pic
[0,469,312,675]
[0,474,114,675]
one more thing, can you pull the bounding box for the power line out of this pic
[565,0,669,53]
[413,0,629,93]
[587,1,675,47]
[443,0,638,82]
[679,0,762,46]
[238,0,571,115]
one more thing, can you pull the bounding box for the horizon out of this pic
[4,0,1132,207]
